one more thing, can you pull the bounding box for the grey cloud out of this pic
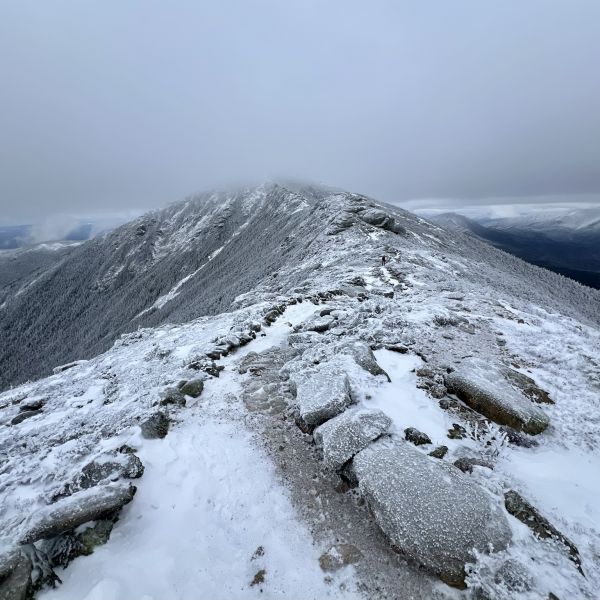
[1,1,599,221]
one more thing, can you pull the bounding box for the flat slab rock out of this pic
[20,483,136,544]
[291,362,352,427]
[314,407,391,470]
[445,358,550,435]
[351,438,512,587]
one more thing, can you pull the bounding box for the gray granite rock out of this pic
[314,407,391,470]
[445,358,549,435]
[291,363,352,427]
[351,438,512,586]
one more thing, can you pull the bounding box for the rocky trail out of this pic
[1,184,599,599]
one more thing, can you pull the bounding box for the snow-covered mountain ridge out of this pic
[1,182,599,599]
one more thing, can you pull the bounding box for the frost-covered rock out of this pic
[504,490,583,574]
[503,368,554,404]
[52,360,88,375]
[0,552,31,600]
[445,358,550,435]
[158,387,186,407]
[291,363,352,427]
[351,438,512,586]
[302,315,335,333]
[404,427,432,446]
[0,544,20,581]
[10,410,42,426]
[453,456,493,474]
[314,407,391,470]
[345,342,390,382]
[428,445,448,459]
[79,453,144,489]
[20,483,136,544]
[141,411,170,439]
[359,209,397,232]
[178,378,204,398]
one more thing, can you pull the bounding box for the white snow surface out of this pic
[34,302,357,599]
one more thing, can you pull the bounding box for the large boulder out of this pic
[351,438,512,586]
[290,363,352,427]
[445,358,549,435]
[314,407,391,470]
[20,483,136,544]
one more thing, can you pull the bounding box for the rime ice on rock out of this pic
[290,362,352,426]
[314,407,391,470]
[351,438,512,587]
[20,483,136,544]
[445,358,550,435]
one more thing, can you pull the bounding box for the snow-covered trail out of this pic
[41,302,358,600]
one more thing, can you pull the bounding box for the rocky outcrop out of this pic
[358,209,405,234]
[20,483,136,544]
[314,407,391,470]
[445,358,549,435]
[290,364,352,427]
[351,438,512,587]
[504,490,583,575]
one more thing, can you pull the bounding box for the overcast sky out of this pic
[1,0,599,223]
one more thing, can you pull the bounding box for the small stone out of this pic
[453,457,493,474]
[250,569,266,587]
[318,544,362,572]
[385,344,409,354]
[504,490,583,574]
[404,427,431,446]
[429,384,447,399]
[447,423,467,439]
[428,446,448,459]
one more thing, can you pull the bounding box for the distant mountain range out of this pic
[0,223,93,250]
[429,209,600,289]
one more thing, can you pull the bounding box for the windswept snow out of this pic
[40,423,352,600]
